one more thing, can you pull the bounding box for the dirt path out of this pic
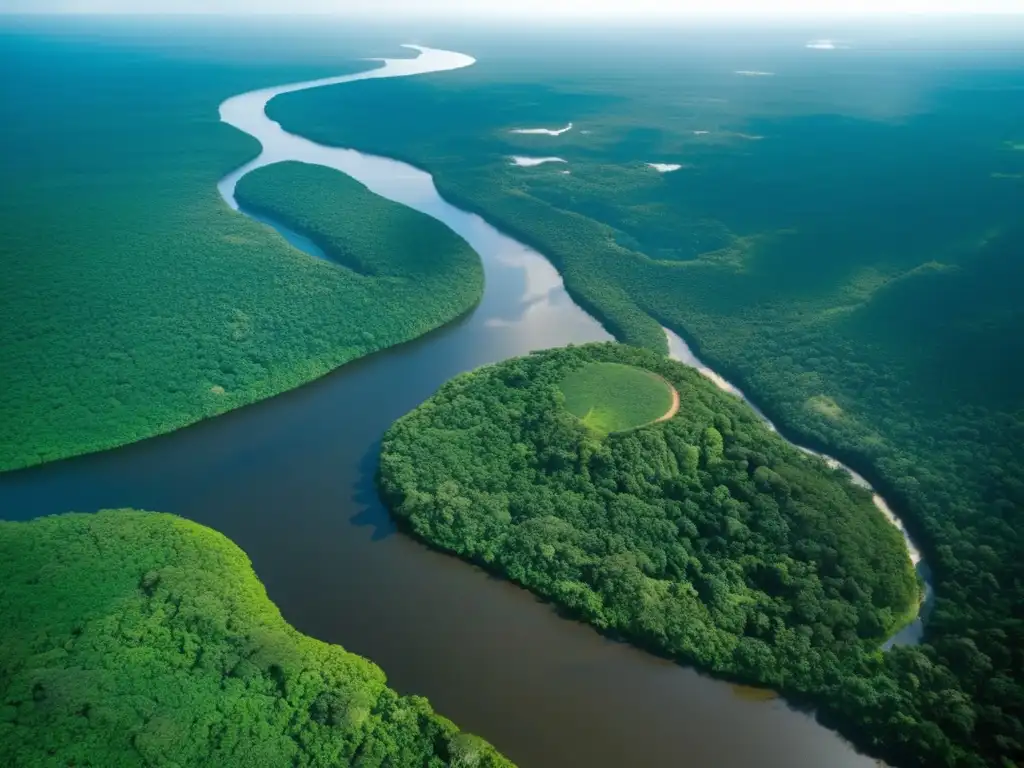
[654,379,680,424]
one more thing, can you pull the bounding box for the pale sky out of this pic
[4,0,1023,16]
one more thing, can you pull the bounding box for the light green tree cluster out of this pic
[0,509,513,768]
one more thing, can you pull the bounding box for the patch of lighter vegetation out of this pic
[222,234,257,246]
[647,163,683,173]
[509,156,568,167]
[806,394,844,421]
[510,122,573,136]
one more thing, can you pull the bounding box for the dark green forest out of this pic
[0,509,512,767]
[274,34,1024,767]
[0,30,480,472]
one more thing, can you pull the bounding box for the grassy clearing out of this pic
[558,361,674,435]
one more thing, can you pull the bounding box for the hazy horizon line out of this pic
[4,9,1024,18]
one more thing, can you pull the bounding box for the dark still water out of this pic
[0,47,877,768]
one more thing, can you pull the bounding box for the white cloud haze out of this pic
[3,0,1023,15]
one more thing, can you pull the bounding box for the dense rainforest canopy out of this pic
[3,23,1022,767]
[0,32,480,472]
[377,343,949,764]
[274,35,1024,766]
[0,509,513,768]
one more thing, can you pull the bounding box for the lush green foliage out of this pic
[274,31,1024,766]
[558,361,674,435]
[0,509,513,767]
[378,344,935,756]
[237,161,480,290]
[0,30,480,472]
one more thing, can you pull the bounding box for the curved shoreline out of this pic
[217,45,476,210]
[0,509,512,767]
[654,378,681,424]
[664,326,932,645]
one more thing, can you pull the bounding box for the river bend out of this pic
[0,44,923,768]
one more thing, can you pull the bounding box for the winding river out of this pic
[0,45,929,768]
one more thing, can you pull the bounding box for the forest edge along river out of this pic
[0,44,927,768]
[220,41,930,649]
[664,326,934,648]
